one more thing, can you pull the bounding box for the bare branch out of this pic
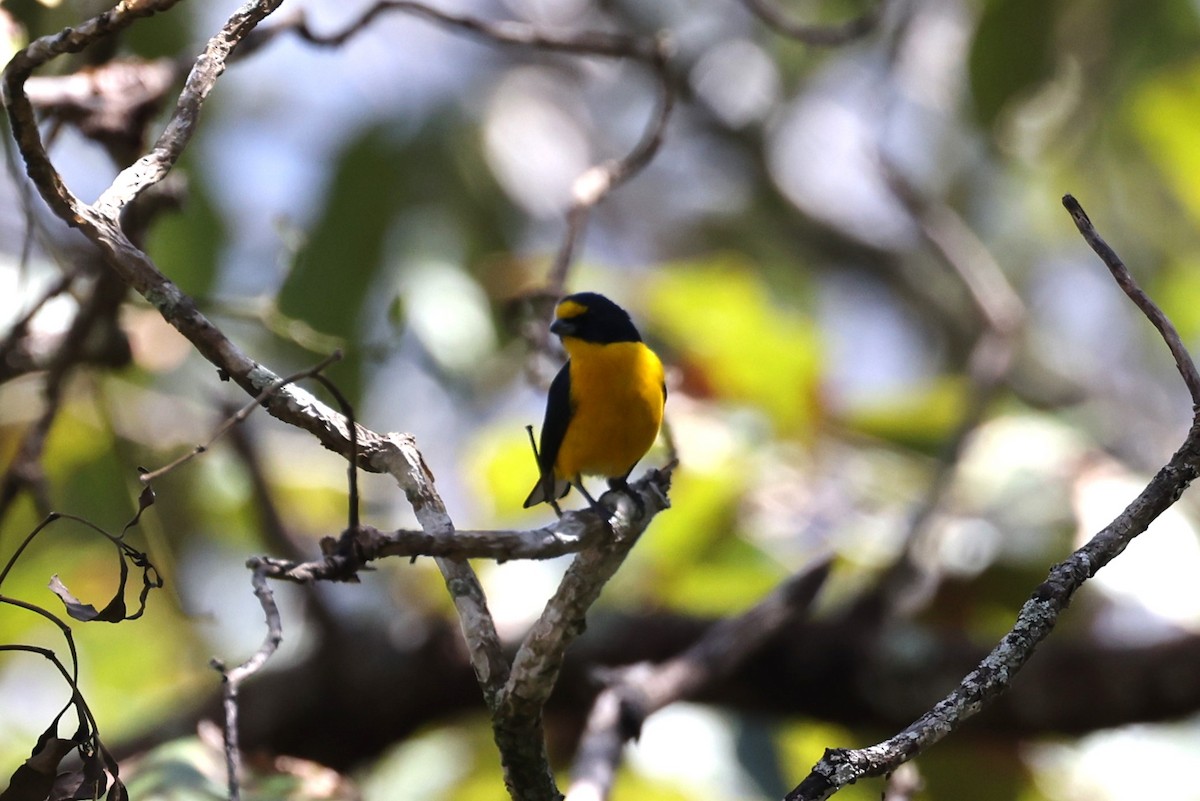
[740,0,888,46]
[502,468,674,720]
[786,200,1200,800]
[212,563,282,801]
[1063,194,1200,408]
[139,351,343,483]
[94,0,288,218]
[0,271,77,383]
[371,434,511,707]
[255,518,607,583]
[567,557,831,801]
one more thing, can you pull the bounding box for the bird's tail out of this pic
[523,474,570,508]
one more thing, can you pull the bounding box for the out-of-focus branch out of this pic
[0,258,129,523]
[857,164,1027,618]
[25,57,182,163]
[0,271,77,384]
[545,36,673,296]
[740,0,888,45]
[566,557,831,801]
[787,197,1200,800]
[272,2,661,58]
[264,1,675,314]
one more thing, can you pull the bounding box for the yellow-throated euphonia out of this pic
[524,292,666,510]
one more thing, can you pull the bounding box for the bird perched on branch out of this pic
[524,292,666,513]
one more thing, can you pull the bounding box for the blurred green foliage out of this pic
[6,0,1200,799]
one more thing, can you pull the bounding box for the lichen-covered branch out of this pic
[787,196,1200,800]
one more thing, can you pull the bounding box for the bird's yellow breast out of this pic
[555,339,664,480]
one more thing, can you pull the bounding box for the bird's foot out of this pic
[604,477,645,519]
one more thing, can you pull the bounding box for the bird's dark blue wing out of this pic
[539,362,572,472]
[523,361,574,507]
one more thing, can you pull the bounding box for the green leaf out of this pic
[1128,60,1200,226]
[278,126,407,341]
[842,375,969,450]
[968,0,1058,129]
[143,164,221,300]
[645,258,823,435]
[1153,254,1200,341]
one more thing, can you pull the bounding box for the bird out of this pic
[524,291,666,513]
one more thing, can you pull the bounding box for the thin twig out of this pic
[139,351,342,483]
[1063,194,1200,408]
[212,563,282,801]
[739,0,888,45]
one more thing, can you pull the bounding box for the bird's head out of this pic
[550,292,642,344]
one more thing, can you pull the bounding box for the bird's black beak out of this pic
[550,318,577,337]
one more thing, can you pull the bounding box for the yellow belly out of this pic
[555,340,664,480]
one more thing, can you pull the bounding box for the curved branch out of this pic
[263,2,676,298]
[4,4,678,799]
[94,0,288,217]
[740,0,888,46]
[567,558,831,801]
[787,199,1200,800]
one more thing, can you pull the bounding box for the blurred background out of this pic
[4,0,1200,798]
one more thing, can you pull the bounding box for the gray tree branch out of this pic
[787,195,1200,800]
